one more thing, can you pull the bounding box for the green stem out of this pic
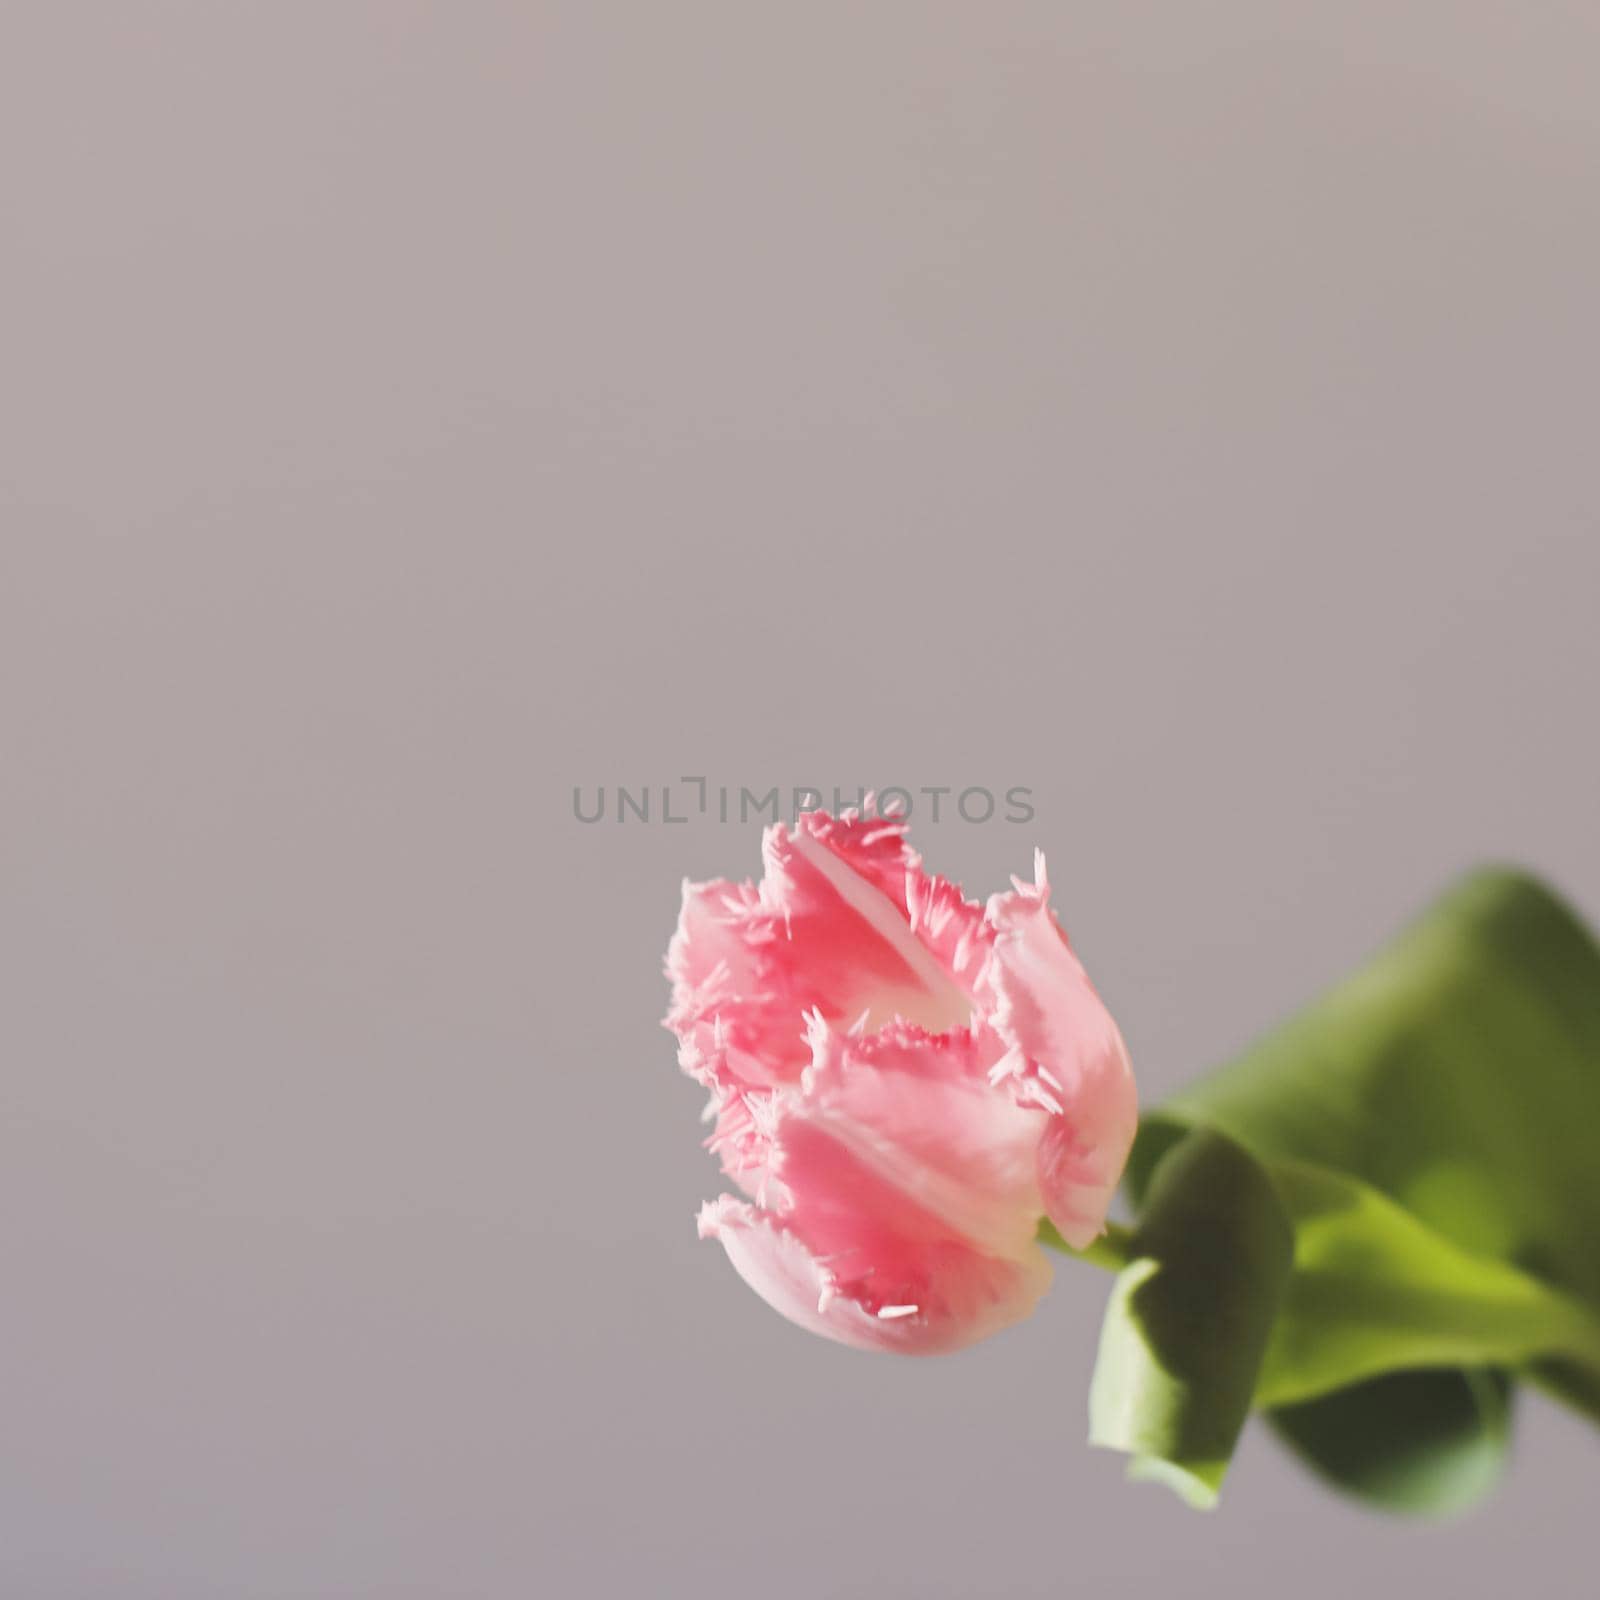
[1038,1216,1137,1272]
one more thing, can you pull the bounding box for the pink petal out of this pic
[789,1015,1046,1257]
[698,1195,1051,1356]
[979,853,1138,1248]
[664,814,987,1185]
[765,821,972,1035]
[703,1016,1052,1352]
[795,810,996,997]
[666,877,810,1095]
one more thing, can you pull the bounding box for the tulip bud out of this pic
[665,810,1137,1354]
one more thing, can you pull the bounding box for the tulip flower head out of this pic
[665,809,1137,1354]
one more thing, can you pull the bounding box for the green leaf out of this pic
[1253,1157,1600,1412]
[1088,1129,1294,1508]
[1269,1367,1511,1514]
[1079,867,1600,1510]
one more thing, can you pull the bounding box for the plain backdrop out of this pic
[4,4,1599,1597]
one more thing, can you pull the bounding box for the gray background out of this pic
[4,3,1599,1596]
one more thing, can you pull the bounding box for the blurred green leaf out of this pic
[1076,867,1600,1510]
[1269,1367,1511,1514]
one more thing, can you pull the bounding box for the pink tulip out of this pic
[665,809,1138,1354]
